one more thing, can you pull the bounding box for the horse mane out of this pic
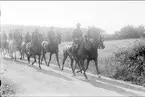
[80,32,103,51]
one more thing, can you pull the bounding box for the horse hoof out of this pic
[84,75,88,79]
[76,70,81,73]
[39,67,42,69]
[98,75,101,78]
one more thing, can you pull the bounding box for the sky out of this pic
[0,1,145,34]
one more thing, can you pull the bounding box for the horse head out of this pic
[96,35,105,49]
[84,29,105,51]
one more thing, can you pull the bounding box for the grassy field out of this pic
[47,38,144,77]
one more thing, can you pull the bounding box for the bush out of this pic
[113,39,145,86]
[0,77,17,97]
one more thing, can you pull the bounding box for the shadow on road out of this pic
[3,57,72,81]
[51,62,145,93]
[90,76,145,93]
[81,78,140,96]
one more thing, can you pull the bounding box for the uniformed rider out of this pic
[72,23,83,53]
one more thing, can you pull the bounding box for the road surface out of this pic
[1,55,145,96]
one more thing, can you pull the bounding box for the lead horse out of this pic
[77,28,105,79]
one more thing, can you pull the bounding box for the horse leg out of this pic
[19,49,22,60]
[14,51,16,61]
[5,49,8,56]
[22,53,24,59]
[2,49,5,58]
[76,61,83,73]
[78,59,90,74]
[41,51,45,64]
[20,51,23,60]
[31,55,36,66]
[80,60,88,79]
[47,53,52,67]
[85,59,90,71]
[81,59,90,75]
[61,52,68,71]
[70,58,75,76]
[40,54,44,64]
[94,59,100,77]
[22,52,25,59]
[40,50,44,64]
[38,55,41,69]
[43,53,47,66]
[20,49,24,60]
[73,60,77,73]
[3,49,5,57]
[27,54,31,65]
[55,52,60,68]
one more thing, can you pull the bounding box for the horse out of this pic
[61,44,82,76]
[41,32,62,68]
[8,30,23,60]
[13,30,23,60]
[76,31,105,79]
[26,30,42,69]
[20,32,31,60]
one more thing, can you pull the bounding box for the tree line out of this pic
[1,24,145,42]
[105,25,145,41]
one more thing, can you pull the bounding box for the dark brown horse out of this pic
[26,30,42,69]
[76,32,105,79]
[41,32,62,68]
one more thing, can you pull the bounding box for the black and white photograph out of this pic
[0,1,145,96]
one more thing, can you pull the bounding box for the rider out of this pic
[47,26,59,51]
[2,31,7,41]
[72,23,83,53]
[47,26,56,44]
[25,32,31,43]
[9,31,13,40]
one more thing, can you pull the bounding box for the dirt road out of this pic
[1,56,145,96]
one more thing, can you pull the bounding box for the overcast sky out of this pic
[1,1,145,34]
